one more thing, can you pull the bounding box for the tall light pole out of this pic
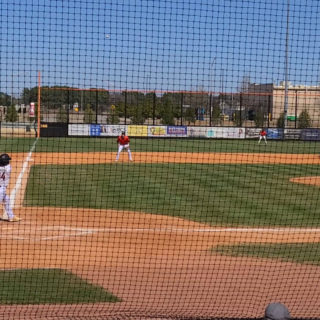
[284,0,290,129]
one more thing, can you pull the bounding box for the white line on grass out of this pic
[2,224,320,242]
[84,226,320,234]
[10,138,38,208]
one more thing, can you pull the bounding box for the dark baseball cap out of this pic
[264,303,290,320]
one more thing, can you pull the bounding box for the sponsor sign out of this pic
[167,126,187,137]
[68,124,90,136]
[246,128,261,138]
[267,128,284,139]
[90,124,101,136]
[187,127,208,138]
[128,125,148,137]
[284,129,301,140]
[149,126,167,137]
[224,127,245,139]
[300,129,320,141]
[207,127,245,139]
[100,125,127,136]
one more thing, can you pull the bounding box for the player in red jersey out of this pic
[258,129,267,145]
[116,131,133,161]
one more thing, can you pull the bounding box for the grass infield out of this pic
[25,163,320,227]
[211,243,320,266]
[0,268,120,304]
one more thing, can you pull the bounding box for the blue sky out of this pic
[0,0,319,97]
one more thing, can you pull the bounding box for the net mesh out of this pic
[0,0,320,319]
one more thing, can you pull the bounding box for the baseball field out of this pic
[1,137,320,319]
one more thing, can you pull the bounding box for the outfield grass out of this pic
[25,163,320,227]
[211,243,320,266]
[0,269,120,304]
[0,137,319,153]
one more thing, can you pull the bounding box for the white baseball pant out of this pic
[116,144,133,161]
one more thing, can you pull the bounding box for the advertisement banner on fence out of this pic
[100,125,127,136]
[128,125,148,137]
[187,127,208,138]
[300,129,320,141]
[148,126,167,137]
[206,127,245,139]
[246,128,261,138]
[267,128,284,139]
[167,126,187,137]
[90,124,101,136]
[284,129,301,140]
[68,124,90,136]
[225,127,245,139]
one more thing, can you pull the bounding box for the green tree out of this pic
[143,92,154,119]
[254,110,265,128]
[107,105,120,124]
[0,92,10,106]
[56,107,68,123]
[84,104,95,123]
[160,93,180,117]
[159,99,175,125]
[232,111,244,127]
[184,107,196,125]
[298,110,311,128]
[5,106,18,122]
[212,105,221,125]
[277,113,285,128]
[158,93,180,125]
[130,106,145,124]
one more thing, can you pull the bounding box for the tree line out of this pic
[1,86,313,128]
[17,86,222,125]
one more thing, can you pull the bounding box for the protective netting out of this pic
[0,0,320,319]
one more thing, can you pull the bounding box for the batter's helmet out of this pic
[0,153,11,166]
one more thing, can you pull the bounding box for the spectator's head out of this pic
[264,303,290,320]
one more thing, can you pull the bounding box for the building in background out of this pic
[244,82,320,127]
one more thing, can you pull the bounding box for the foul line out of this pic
[2,223,320,241]
[10,138,38,208]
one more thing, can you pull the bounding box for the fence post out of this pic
[209,93,212,127]
[295,89,298,129]
[153,91,156,125]
[67,89,70,124]
[180,92,183,126]
[268,94,271,128]
[239,92,243,127]
[95,90,98,124]
[124,91,127,125]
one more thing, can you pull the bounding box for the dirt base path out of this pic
[1,152,320,319]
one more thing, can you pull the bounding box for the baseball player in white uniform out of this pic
[0,154,21,222]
